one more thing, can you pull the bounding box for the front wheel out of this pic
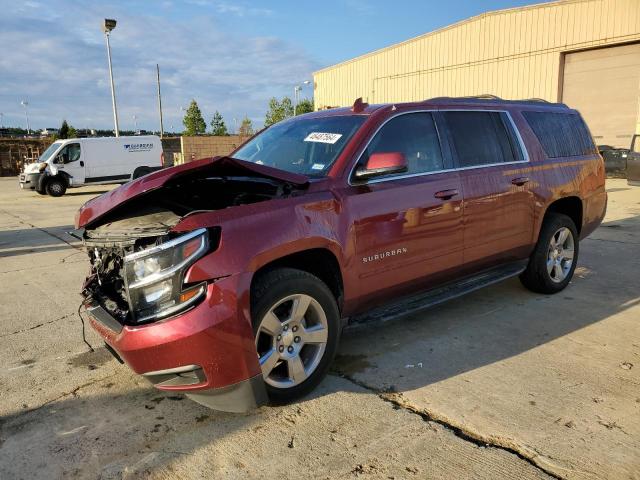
[520,213,579,294]
[46,178,67,197]
[251,268,340,404]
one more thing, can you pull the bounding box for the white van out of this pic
[19,135,164,197]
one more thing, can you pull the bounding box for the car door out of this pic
[343,111,464,308]
[54,142,85,185]
[441,110,534,269]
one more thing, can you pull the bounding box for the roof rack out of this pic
[423,95,567,108]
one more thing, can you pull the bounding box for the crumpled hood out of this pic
[75,156,309,229]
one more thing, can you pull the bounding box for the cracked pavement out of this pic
[0,177,638,479]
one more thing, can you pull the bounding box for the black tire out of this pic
[35,189,47,195]
[45,178,67,197]
[132,167,151,180]
[520,213,579,294]
[251,268,340,404]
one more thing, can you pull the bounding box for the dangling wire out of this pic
[77,301,95,352]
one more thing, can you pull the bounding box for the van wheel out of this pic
[132,167,150,180]
[46,178,67,197]
[520,213,579,294]
[251,268,340,404]
[36,189,47,195]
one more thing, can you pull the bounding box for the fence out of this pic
[0,135,250,176]
[0,138,53,176]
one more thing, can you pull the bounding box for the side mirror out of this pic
[354,152,407,180]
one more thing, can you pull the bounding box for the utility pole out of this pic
[102,19,120,137]
[156,64,164,138]
[293,80,311,117]
[20,101,30,134]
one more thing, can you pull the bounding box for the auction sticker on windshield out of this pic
[304,132,343,144]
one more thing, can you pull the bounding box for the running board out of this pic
[348,261,527,327]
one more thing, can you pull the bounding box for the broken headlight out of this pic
[124,228,208,323]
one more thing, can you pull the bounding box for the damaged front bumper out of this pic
[85,274,267,413]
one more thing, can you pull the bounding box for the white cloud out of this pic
[0,0,316,131]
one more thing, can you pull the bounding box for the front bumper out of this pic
[85,274,267,412]
[19,172,43,190]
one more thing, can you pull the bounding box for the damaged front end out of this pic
[83,221,212,325]
[79,156,309,327]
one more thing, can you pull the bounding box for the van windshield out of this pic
[233,115,366,177]
[39,142,63,163]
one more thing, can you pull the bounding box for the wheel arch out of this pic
[250,248,344,314]
[542,196,583,234]
[43,172,71,189]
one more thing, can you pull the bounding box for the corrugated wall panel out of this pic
[314,0,640,109]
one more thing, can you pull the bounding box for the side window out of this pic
[443,111,524,168]
[60,143,81,164]
[361,112,444,177]
[522,111,596,158]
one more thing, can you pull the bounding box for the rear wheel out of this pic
[251,268,340,404]
[520,213,579,294]
[46,178,66,197]
[132,167,151,180]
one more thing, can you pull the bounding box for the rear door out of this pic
[344,111,464,307]
[441,110,534,269]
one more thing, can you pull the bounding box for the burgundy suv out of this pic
[76,97,607,412]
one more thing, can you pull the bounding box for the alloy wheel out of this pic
[547,226,575,283]
[255,294,328,388]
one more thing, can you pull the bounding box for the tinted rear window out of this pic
[522,111,596,158]
[443,111,524,168]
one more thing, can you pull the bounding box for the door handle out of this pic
[434,189,459,200]
[511,177,530,186]
[80,161,84,167]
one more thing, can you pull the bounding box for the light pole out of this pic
[293,80,311,116]
[20,101,31,134]
[0,112,3,129]
[133,114,138,133]
[102,18,120,137]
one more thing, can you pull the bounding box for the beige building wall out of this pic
[313,0,640,110]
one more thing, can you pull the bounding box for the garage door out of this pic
[562,43,640,148]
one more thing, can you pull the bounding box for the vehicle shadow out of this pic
[0,363,359,479]
[0,226,78,258]
[63,190,111,197]
[332,212,640,393]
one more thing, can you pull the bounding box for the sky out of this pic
[0,0,540,132]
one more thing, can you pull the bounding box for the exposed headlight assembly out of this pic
[124,228,209,323]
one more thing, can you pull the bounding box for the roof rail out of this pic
[423,95,568,108]
[524,98,550,103]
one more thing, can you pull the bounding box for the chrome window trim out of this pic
[347,108,530,186]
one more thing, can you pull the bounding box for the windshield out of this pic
[39,142,63,163]
[233,115,366,176]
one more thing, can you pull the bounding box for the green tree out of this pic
[264,96,294,126]
[59,119,70,139]
[295,98,314,115]
[182,99,206,135]
[239,116,254,137]
[210,110,228,136]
